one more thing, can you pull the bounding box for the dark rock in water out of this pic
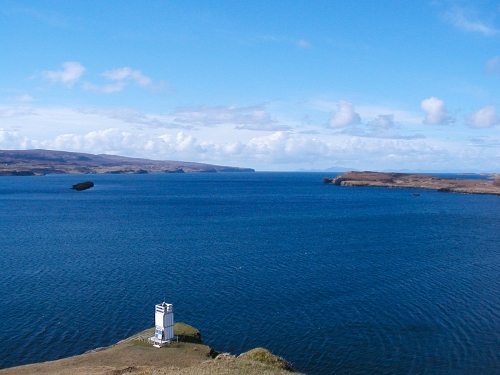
[134,169,148,174]
[71,181,94,191]
[411,193,420,197]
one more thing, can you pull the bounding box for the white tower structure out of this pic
[149,302,174,347]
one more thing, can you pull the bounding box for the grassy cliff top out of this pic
[0,323,302,375]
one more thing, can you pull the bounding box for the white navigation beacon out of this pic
[149,302,175,347]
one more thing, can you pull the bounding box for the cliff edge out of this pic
[0,323,300,375]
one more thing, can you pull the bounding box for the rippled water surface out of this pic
[1,172,500,374]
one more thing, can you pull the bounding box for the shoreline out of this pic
[324,171,500,196]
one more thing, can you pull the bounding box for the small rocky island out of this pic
[71,181,94,191]
[0,149,255,176]
[324,171,500,196]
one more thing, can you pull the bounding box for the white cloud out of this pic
[310,100,422,125]
[102,68,134,81]
[466,106,500,128]
[82,81,127,93]
[485,56,500,74]
[2,119,500,171]
[247,131,327,161]
[221,140,245,154]
[3,101,500,171]
[79,67,160,93]
[42,62,85,87]
[102,67,153,87]
[157,132,203,153]
[447,7,500,36]
[327,100,361,129]
[359,107,422,125]
[43,128,172,156]
[78,107,184,129]
[340,127,425,140]
[296,39,311,48]
[421,97,452,125]
[35,128,207,157]
[367,114,395,129]
[171,104,290,130]
[341,113,425,139]
[78,105,283,131]
[13,94,35,102]
[0,106,37,118]
[0,129,33,149]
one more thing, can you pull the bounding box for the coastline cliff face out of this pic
[0,149,255,175]
[324,171,500,196]
[0,323,300,375]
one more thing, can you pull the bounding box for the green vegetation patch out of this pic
[174,322,202,344]
[131,340,151,347]
[239,348,295,372]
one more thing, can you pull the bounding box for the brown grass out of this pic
[239,348,295,371]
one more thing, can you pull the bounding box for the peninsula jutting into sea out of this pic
[325,171,500,196]
[0,149,255,176]
[0,323,300,375]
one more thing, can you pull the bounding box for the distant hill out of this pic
[0,149,255,176]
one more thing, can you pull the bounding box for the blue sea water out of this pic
[1,172,500,374]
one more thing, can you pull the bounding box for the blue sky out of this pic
[1,0,500,171]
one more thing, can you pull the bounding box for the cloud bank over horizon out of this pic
[1,99,499,171]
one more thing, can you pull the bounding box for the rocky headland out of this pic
[0,323,300,375]
[0,149,255,176]
[324,171,500,196]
